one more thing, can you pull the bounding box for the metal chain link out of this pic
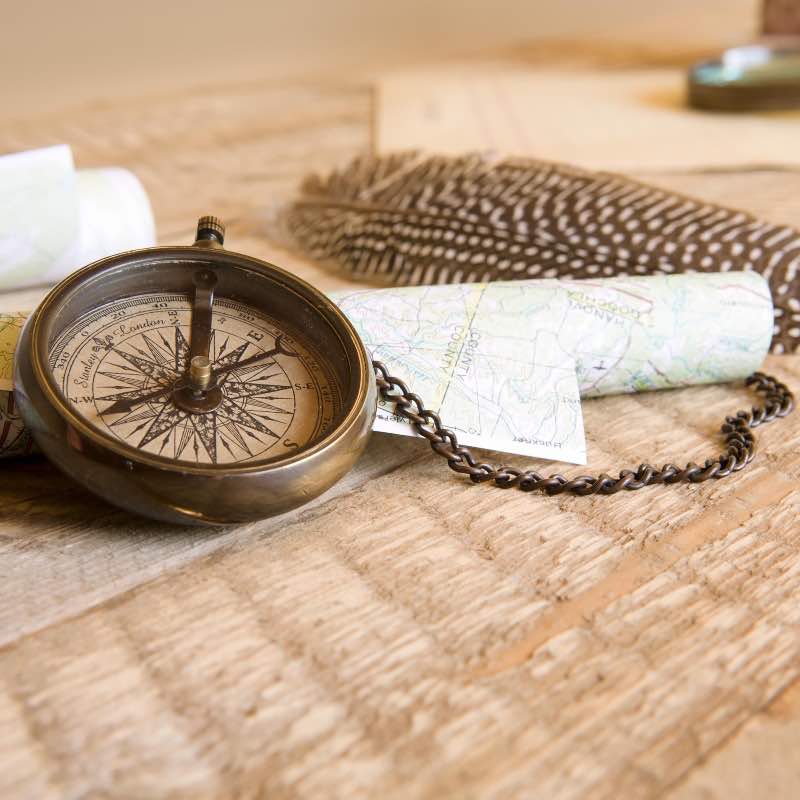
[373,362,795,495]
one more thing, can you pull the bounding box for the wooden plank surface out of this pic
[1,77,800,800]
[670,673,800,799]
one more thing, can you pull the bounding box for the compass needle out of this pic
[97,371,149,390]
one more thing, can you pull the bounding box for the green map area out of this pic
[0,313,27,392]
[334,272,772,465]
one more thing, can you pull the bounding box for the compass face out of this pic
[49,293,341,466]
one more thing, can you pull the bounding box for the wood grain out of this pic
[1,76,799,800]
[668,675,800,799]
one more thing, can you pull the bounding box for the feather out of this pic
[285,152,800,354]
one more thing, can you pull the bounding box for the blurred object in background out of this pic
[688,44,800,110]
[688,0,800,110]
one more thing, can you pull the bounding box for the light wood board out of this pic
[377,64,800,171]
[1,76,799,800]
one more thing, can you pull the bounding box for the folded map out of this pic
[333,271,773,464]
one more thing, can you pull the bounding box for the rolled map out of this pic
[0,144,155,291]
[1,272,773,463]
[333,271,773,464]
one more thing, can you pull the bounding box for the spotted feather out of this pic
[286,152,800,354]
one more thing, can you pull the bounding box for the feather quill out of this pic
[285,152,800,354]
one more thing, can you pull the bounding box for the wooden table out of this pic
[1,72,799,800]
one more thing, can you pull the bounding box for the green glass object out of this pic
[689,44,800,111]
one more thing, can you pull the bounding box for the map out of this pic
[0,313,33,457]
[0,144,154,293]
[0,313,26,392]
[0,145,79,291]
[334,272,773,465]
[334,282,589,462]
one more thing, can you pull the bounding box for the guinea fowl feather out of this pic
[286,152,800,354]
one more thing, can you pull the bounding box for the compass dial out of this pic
[49,293,340,465]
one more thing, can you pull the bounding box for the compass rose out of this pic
[94,322,296,465]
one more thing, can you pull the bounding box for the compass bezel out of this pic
[14,239,377,524]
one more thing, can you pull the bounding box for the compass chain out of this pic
[373,362,795,496]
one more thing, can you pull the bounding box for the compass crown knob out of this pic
[195,215,226,246]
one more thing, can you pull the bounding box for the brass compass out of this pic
[14,217,376,525]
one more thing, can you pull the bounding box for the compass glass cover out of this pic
[48,292,342,466]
